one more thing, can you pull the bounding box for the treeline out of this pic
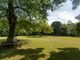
[0,18,80,36]
[0,18,52,36]
[51,21,80,36]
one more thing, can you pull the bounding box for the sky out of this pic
[47,0,80,25]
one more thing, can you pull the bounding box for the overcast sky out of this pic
[47,0,80,25]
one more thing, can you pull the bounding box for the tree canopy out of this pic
[0,0,67,45]
[0,0,67,19]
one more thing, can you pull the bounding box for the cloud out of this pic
[59,11,79,23]
[47,0,80,25]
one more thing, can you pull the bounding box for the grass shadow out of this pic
[47,48,80,60]
[0,48,46,60]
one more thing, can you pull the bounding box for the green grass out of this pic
[0,36,80,60]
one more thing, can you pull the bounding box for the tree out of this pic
[72,0,80,10]
[0,18,9,36]
[0,0,66,44]
[51,21,63,35]
[59,24,67,36]
[39,20,53,35]
[66,21,77,36]
[16,18,32,36]
[76,22,80,36]
[32,20,53,36]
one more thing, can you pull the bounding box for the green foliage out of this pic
[0,18,52,36]
[33,20,53,34]
[76,22,80,35]
[51,21,66,35]
[0,18,9,36]
[16,18,52,36]
[0,0,67,19]
[67,21,77,36]
[16,18,32,35]
[51,21,78,36]
[0,19,80,36]
[0,0,67,36]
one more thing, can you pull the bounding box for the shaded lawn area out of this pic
[0,36,80,60]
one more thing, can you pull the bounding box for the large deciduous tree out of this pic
[0,0,66,43]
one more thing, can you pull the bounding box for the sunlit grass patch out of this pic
[0,36,80,60]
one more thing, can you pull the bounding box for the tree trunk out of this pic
[7,0,17,43]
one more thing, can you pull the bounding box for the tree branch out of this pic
[14,6,32,21]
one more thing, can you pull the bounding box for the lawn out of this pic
[0,36,80,60]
